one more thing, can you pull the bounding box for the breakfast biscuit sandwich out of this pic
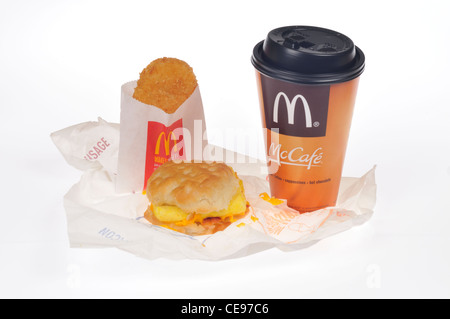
[144,161,249,236]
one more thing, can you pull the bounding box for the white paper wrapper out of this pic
[50,118,120,176]
[52,118,377,261]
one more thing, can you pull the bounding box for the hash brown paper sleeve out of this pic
[116,81,208,194]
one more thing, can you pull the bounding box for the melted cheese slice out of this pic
[152,184,247,225]
[259,192,284,205]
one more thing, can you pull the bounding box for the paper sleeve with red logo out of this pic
[116,81,208,193]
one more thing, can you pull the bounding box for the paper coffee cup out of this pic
[251,26,365,212]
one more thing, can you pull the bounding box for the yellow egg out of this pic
[153,205,188,223]
[151,182,247,225]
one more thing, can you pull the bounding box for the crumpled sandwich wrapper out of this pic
[51,118,377,261]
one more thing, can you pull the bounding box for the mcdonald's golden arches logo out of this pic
[155,130,179,156]
[144,119,185,188]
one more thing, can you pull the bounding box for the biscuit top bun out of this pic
[132,57,198,114]
[146,161,241,215]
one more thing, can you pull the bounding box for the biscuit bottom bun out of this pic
[144,161,249,236]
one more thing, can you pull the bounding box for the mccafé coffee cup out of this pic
[251,26,365,212]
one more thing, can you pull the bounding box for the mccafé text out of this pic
[268,142,323,170]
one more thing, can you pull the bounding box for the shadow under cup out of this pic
[251,26,365,213]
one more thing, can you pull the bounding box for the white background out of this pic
[1,0,449,299]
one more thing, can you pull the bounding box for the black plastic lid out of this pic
[251,26,365,84]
